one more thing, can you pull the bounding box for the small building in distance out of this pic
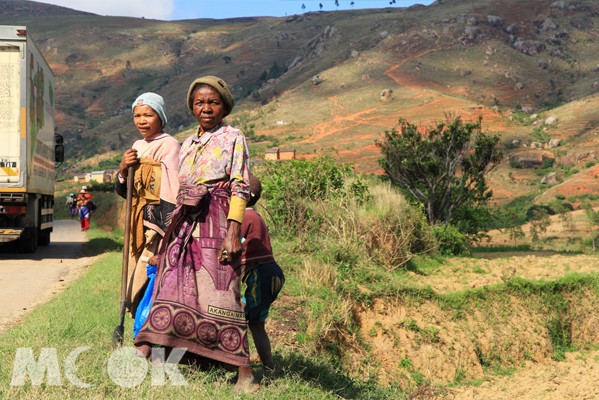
[265,148,279,161]
[73,174,86,183]
[265,148,296,161]
[73,170,114,184]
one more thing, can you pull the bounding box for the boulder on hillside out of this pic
[464,26,481,40]
[530,142,543,149]
[513,39,545,55]
[466,16,478,26]
[549,1,566,9]
[521,106,534,114]
[547,138,561,148]
[486,15,503,27]
[312,75,324,85]
[550,48,567,59]
[541,172,558,185]
[538,58,550,69]
[541,19,558,31]
[509,151,555,169]
[559,151,597,166]
[545,116,558,125]
[380,89,393,101]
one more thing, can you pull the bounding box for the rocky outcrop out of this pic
[513,39,545,55]
[541,172,558,185]
[541,19,558,31]
[380,89,393,101]
[559,151,597,166]
[486,15,504,27]
[288,25,337,70]
[547,139,561,148]
[509,151,555,169]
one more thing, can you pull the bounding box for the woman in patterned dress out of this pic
[134,76,257,392]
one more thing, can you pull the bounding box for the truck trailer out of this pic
[0,25,63,253]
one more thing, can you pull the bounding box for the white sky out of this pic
[35,0,435,20]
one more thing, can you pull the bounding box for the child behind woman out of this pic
[241,174,285,373]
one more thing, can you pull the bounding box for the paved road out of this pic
[0,219,94,332]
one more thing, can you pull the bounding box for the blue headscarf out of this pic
[132,92,168,128]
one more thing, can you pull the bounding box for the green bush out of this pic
[259,157,368,237]
[432,224,470,256]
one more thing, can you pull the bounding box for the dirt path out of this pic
[0,219,94,333]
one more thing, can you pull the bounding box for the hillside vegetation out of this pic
[44,159,599,399]
[3,1,599,398]
[3,0,599,207]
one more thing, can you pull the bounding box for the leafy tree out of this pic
[529,208,550,242]
[376,116,503,228]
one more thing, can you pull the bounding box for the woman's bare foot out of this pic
[234,366,260,393]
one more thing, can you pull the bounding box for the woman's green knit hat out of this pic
[186,76,234,115]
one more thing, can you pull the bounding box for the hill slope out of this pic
[2,0,599,203]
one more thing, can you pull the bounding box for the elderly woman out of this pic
[134,77,256,391]
[115,92,180,318]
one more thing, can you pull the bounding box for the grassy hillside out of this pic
[1,0,599,225]
[2,0,599,208]
[26,166,599,398]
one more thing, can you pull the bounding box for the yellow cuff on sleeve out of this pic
[227,196,247,223]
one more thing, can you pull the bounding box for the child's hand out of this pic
[148,255,159,266]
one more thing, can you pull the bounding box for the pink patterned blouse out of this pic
[178,122,250,202]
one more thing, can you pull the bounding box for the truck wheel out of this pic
[38,230,51,246]
[18,228,38,253]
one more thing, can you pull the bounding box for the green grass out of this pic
[0,228,405,400]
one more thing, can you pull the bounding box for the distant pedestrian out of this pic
[66,193,78,217]
[241,173,285,373]
[76,186,92,231]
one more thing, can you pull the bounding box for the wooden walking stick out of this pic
[112,166,134,347]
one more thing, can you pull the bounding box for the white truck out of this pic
[0,25,64,253]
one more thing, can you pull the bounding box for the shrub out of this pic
[432,224,470,256]
[312,182,435,271]
[259,157,369,237]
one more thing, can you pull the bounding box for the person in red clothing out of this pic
[240,173,285,373]
[76,186,93,231]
